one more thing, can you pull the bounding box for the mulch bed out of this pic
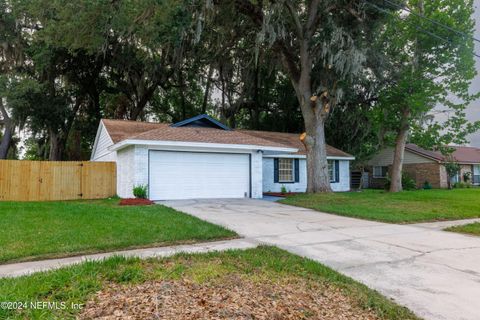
[79,276,379,320]
[263,192,300,198]
[119,198,155,206]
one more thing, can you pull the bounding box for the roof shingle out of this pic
[405,144,480,164]
[101,119,353,157]
[239,129,353,157]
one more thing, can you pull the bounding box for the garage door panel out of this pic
[149,151,250,200]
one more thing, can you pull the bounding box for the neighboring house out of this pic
[366,144,480,189]
[91,114,354,200]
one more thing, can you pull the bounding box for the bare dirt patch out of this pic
[79,275,379,320]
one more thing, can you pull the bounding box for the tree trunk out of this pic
[130,83,158,121]
[0,103,14,159]
[292,41,332,193]
[389,128,408,192]
[303,114,332,192]
[48,130,64,161]
[201,66,213,114]
[0,122,14,159]
[389,109,410,192]
[389,0,422,193]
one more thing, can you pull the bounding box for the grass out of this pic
[0,246,419,320]
[0,198,236,264]
[281,189,480,223]
[445,222,480,236]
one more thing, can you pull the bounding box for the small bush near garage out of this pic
[133,185,148,199]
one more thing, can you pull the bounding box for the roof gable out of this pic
[171,114,231,130]
[405,144,444,162]
[102,119,168,143]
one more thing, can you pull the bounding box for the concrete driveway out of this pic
[163,198,480,320]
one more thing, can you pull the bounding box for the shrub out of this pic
[384,173,416,191]
[402,174,416,191]
[280,185,288,194]
[463,172,472,183]
[423,181,432,190]
[132,185,148,199]
[454,182,472,189]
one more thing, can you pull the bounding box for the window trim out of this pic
[278,158,295,183]
[328,160,336,183]
[373,166,387,178]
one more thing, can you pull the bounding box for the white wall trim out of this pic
[109,139,298,153]
[262,154,355,161]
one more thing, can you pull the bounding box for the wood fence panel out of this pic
[0,160,116,201]
[81,162,116,199]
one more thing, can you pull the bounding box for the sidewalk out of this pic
[0,239,258,278]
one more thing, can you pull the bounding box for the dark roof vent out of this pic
[171,114,231,130]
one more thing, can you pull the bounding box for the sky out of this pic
[462,0,480,146]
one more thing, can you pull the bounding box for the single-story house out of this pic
[91,114,354,200]
[366,144,480,189]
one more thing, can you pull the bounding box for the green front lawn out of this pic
[281,189,480,223]
[0,246,419,320]
[445,222,480,236]
[0,199,236,264]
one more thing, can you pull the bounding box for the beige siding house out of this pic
[366,144,480,189]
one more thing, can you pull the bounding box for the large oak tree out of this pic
[223,0,387,192]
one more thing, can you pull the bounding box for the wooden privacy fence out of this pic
[0,160,116,201]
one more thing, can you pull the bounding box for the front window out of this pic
[328,160,335,182]
[278,158,294,182]
[373,166,388,178]
[474,165,480,185]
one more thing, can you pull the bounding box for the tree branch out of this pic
[306,0,321,38]
[234,0,263,26]
[285,2,303,39]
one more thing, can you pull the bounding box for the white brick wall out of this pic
[250,151,263,198]
[117,147,264,199]
[134,146,149,187]
[333,160,351,192]
[117,146,135,198]
[262,158,351,193]
[263,158,307,193]
[117,146,351,199]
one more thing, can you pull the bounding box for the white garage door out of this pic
[149,151,250,200]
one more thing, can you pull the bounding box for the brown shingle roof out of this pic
[131,126,291,148]
[102,119,292,149]
[101,119,353,157]
[102,119,168,143]
[405,144,480,164]
[239,129,353,157]
[450,146,480,164]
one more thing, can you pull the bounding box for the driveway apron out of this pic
[163,198,480,320]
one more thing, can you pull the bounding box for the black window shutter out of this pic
[274,158,279,183]
[294,159,300,182]
[335,160,340,183]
